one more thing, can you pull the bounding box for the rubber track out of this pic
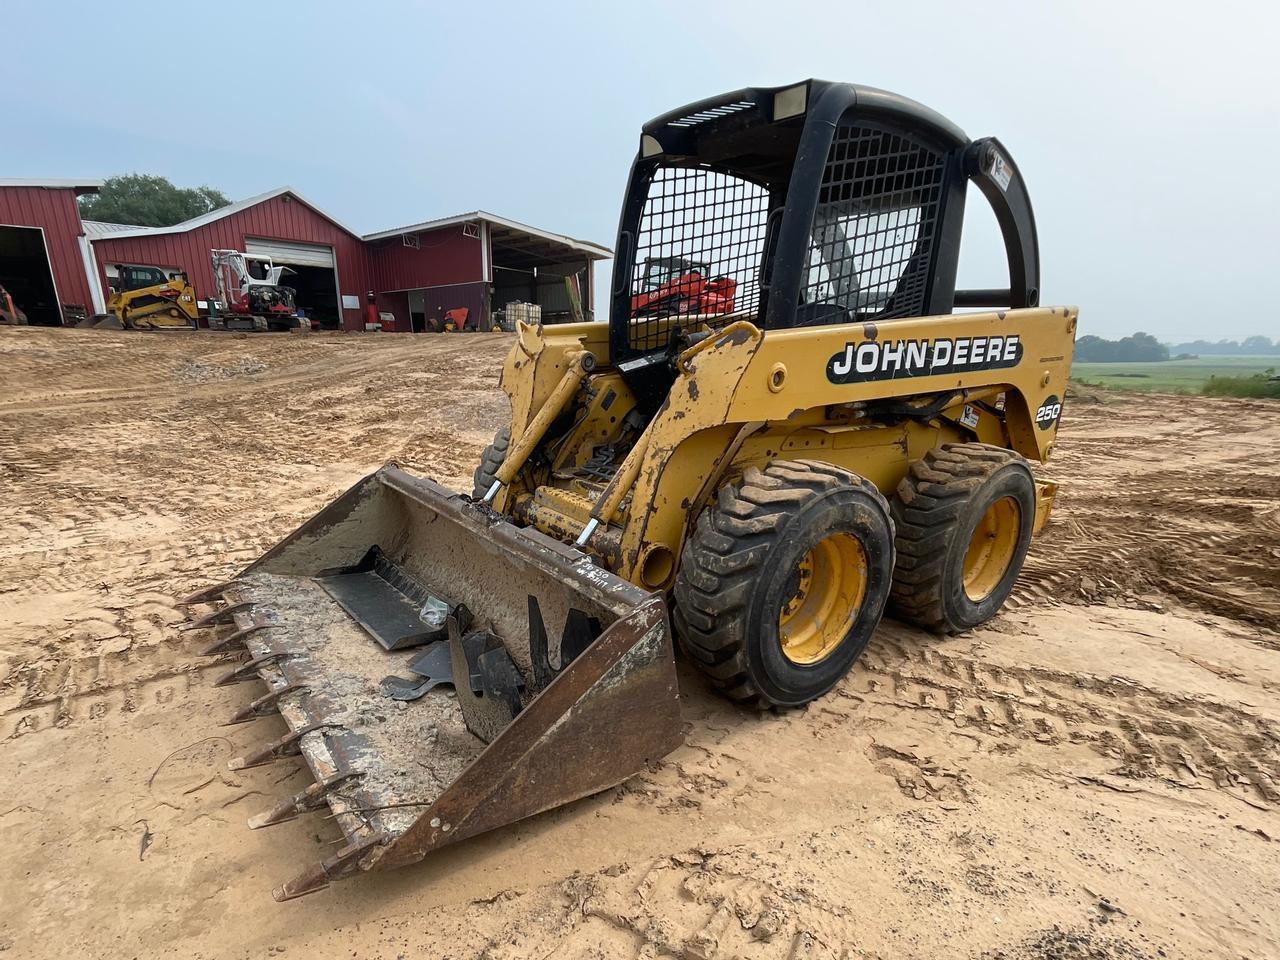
[673,459,887,708]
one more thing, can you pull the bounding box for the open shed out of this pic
[365,212,610,332]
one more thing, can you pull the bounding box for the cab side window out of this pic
[798,121,947,326]
[122,267,165,291]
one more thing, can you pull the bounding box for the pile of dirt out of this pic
[176,357,269,382]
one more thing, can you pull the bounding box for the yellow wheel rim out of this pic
[963,496,1021,602]
[778,532,868,665]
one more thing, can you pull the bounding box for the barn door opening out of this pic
[244,238,341,330]
[0,225,61,325]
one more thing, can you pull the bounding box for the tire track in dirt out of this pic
[1014,392,1280,631]
[845,629,1280,805]
[0,333,487,416]
[0,331,509,743]
[4,332,1279,960]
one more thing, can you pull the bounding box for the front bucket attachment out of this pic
[182,465,682,900]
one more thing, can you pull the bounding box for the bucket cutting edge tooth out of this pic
[272,833,389,903]
[178,580,242,605]
[214,651,295,686]
[200,620,272,656]
[226,683,309,725]
[181,600,252,632]
[248,772,362,830]
[228,721,333,770]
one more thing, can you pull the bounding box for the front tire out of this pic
[889,443,1036,634]
[673,460,895,708]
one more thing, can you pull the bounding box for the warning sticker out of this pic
[989,151,1012,192]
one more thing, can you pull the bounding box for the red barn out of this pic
[0,178,102,325]
[0,180,610,331]
[90,188,372,330]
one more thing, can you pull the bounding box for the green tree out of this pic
[1074,332,1168,362]
[78,174,230,227]
[1116,332,1168,362]
[1075,335,1109,361]
[1241,335,1275,354]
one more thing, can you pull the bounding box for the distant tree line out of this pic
[1166,336,1279,356]
[1076,333,1280,362]
[1075,332,1168,362]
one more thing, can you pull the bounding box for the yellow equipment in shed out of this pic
[86,264,198,329]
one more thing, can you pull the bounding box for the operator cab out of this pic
[640,256,709,291]
[608,79,1041,405]
[114,264,169,293]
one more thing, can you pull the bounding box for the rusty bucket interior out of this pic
[181,464,682,901]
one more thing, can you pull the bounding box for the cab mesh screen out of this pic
[801,124,946,322]
[628,166,770,352]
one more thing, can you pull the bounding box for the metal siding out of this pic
[368,224,484,291]
[92,193,374,330]
[378,290,411,331]
[536,278,572,313]
[0,185,95,315]
[419,281,489,329]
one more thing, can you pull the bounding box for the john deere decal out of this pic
[826,335,1023,384]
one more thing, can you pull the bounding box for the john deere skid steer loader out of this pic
[182,79,1076,900]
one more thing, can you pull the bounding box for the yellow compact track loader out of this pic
[182,79,1076,900]
[82,264,199,330]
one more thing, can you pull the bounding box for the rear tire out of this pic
[673,460,894,709]
[471,425,511,499]
[889,443,1036,634]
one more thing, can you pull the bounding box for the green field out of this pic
[1072,356,1278,393]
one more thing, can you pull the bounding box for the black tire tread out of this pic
[889,442,1029,632]
[673,460,887,708]
[471,425,511,499]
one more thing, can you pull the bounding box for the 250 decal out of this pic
[1034,395,1062,430]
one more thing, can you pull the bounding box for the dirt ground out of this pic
[1,327,1277,960]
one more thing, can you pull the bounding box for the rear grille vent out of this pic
[666,101,756,129]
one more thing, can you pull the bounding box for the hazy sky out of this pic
[5,0,1277,340]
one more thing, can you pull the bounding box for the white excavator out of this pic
[208,249,303,332]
